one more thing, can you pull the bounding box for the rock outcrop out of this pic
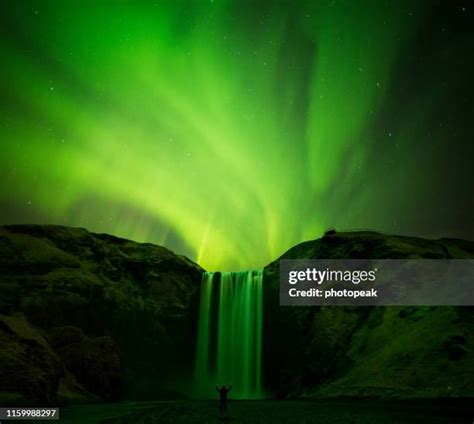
[47,326,120,401]
[263,231,474,399]
[0,225,203,402]
[0,313,62,403]
[0,314,93,404]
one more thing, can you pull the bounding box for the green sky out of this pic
[1,0,473,270]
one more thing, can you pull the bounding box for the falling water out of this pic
[194,270,264,399]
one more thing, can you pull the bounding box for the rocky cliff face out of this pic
[263,231,474,399]
[0,225,203,403]
[1,225,473,403]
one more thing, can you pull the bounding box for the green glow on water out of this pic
[194,270,264,399]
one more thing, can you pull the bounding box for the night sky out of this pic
[1,1,473,270]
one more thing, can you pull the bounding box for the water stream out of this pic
[194,270,264,398]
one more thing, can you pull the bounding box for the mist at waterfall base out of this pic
[1,1,474,271]
[194,270,264,399]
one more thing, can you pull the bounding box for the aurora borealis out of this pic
[1,1,473,270]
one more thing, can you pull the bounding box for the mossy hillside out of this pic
[0,225,204,401]
[263,231,474,398]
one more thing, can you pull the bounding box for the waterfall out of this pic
[194,270,264,399]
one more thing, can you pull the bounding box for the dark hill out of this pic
[0,225,203,403]
[263,230,474,399]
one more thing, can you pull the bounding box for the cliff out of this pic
[1,225,473,403]
[0,225,203,403]
[263,231,474,399]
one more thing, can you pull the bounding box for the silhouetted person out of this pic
[216,385,232,415]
